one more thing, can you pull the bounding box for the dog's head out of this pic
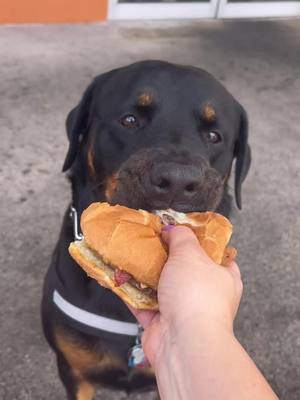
[63,61,250,214]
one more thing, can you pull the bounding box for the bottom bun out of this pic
[69,240,158,311]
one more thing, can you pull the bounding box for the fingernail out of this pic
[162,224,175,232]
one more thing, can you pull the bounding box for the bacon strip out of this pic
[114,269,157,299]
[114,269,132,286]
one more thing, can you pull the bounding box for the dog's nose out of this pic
[149,162,200,204]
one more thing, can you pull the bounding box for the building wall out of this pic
[0,0,108,24]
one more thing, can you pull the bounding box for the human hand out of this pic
[129,225,243,367]
[129,227,278,400]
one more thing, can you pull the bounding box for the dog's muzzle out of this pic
[109,148,224,213]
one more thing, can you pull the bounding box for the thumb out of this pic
[162,225,208,259]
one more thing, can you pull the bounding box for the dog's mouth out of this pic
[109,190,222,214]
[104,173,199,213]
[104,152,224,214]
[151,203,206,214]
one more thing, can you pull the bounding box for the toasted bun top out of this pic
[185,211,233,264]
[81,203,235,289]
[155,209,233,265]
[81,203,166,289]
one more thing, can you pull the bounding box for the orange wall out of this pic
[0,0,108,24]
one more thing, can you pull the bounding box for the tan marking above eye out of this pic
[201,103,216,122]
[137,92,154,107]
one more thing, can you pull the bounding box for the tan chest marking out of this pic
[55,329,125,378]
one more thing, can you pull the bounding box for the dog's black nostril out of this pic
[156,178,170,191]
[185,183,196,193]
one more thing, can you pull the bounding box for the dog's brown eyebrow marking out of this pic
[201,103,217,123]
[105,172,119,201]
[137,91,154,107]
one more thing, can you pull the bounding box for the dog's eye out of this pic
[206,131,222,144]
[119,114,139,129]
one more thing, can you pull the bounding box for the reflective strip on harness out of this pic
[53,290,139,336]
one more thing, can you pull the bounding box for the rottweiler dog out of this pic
[41,60,251,400]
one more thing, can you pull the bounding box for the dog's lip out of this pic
[150,204,204,214]
[105,199,211,214]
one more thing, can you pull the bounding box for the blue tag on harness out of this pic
[128,324,149,368]
[128,344,148,368]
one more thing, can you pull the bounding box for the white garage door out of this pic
[108,0,300,19]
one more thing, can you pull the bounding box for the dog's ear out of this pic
[62,80,96,172]
[234,107,251,209]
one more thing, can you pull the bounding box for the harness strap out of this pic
[53,290,139,336]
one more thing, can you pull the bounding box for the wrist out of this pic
[169,310,235,341]
[153,315,236,398]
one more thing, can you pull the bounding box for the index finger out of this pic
[126,303,158,330]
